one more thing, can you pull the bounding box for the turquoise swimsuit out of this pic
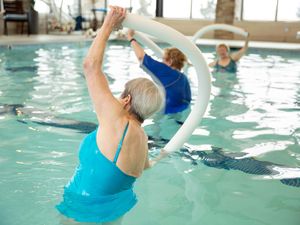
[56,122,137,223]
[214,58,237,73]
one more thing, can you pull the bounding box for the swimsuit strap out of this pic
[229,57,235,63]
[113,122,130,164]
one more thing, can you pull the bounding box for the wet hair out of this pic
[216,43,230,53]
[164,48,187,70]
[120,78,165,123]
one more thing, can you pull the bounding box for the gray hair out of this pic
[121,78,165,123]
[216,43,230,53]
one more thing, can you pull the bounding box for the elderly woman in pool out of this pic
[56,6,164,225]
[209,34,250,73]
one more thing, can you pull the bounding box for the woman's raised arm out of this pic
[83,6,126,124]
[231,33,250,62]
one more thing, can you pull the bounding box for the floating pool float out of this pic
[192,23,248,43]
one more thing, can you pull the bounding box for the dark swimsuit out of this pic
[214,58,237,73]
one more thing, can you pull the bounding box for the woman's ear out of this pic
[124,94,132,105]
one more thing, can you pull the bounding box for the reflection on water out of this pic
[199,52,300,161]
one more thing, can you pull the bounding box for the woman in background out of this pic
[209,34,250,73]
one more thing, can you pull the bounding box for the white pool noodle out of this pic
[192,23,248,42]
[123,14,211,152]
[134,31,164,58]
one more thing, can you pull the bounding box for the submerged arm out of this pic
[208,60,217,67]
[145,149,169,169]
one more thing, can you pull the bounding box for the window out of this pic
[35,0,50,14]
[277,0,300,21]
[163,0,192,19]
[108,0,156,17]
[131,0,156,17]
[243,0,277,21]
[107,0,131,8]
[35,0,80,15]
[191,0,217,20]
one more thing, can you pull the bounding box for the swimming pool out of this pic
[0,40,299,225]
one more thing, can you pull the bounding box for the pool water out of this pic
[0,41,299,225]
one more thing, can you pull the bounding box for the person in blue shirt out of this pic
[127,30,191,114]
[209,34,250,73]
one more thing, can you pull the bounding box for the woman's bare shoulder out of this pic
[117,119,148,177]
[127,120,147,146]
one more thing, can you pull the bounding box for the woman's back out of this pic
[97,116,148,178]
[65,116,147,195]
[56,117,146,222]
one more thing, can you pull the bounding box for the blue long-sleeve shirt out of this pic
[141,54,191,114]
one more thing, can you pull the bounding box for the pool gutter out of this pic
[0,34,300,51]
